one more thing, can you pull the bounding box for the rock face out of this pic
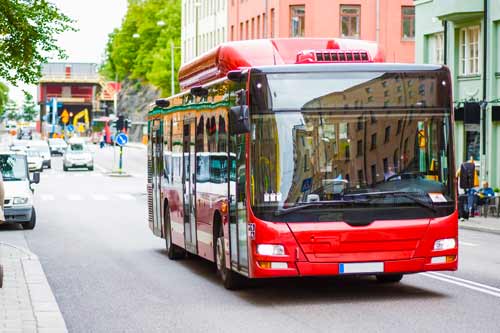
[116,79,160,142]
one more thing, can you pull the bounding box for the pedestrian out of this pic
[99,134,105,149]
[475,181,495,206]
[457,156,479,219]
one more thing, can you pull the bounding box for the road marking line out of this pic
[67,194,83,201]
[94,164,107,173]
[428,272,500,293]
[92,194,109,201]
[40,194,55,201]
[459,241,479,247]
[117,194,135,201]
[422,273,500,298]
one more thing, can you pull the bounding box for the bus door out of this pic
[151,120,163,236]
[183,118,197,253]
[228,132,249,274]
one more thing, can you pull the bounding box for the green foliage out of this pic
[20,91,38,121]
[3,99,19,121]
[0,82,8,116]
[0,0,75,85]
[494,187,500,193]
[100,0,181,96]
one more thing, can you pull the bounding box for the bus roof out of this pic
[253,63,444,74]
[178,38,383,90]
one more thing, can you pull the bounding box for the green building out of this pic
[415,0,500,187]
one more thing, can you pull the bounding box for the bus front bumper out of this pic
[252,256,458,278]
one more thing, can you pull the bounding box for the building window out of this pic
[357,140,363,157]
[340,5,360,38]
[371,164,377,184]
[251,18,255,39]
[290,5,305,37]
[435,32,444,64]
[271,8,275,38]
[384,126,391,143]
[383,158,389,173]
[396,120,402,134]
[401,6,415,40]
[370,133,377,150]
[257,15,261,38]
[460,26,480,75]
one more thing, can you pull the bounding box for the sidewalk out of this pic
[0,242,67,333]
[125,142,146,150]
[459,216,500,235]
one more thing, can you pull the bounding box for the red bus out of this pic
[147,38,458,289]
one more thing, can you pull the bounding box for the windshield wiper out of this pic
[3,177,23,181]
[343,191,437,213]
[274,200,363,217]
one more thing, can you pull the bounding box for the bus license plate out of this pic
[339,262,384,274]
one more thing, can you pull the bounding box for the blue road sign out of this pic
[116,133,128,147]
[67,124,75,132]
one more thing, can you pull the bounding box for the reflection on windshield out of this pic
[0,155,28,181]
[252,110,451,207]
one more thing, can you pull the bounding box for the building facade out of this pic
[38,63,103,136]
[415,0,500,186]
[227,0,415,63]
[181,0,228,64]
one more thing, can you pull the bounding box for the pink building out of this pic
[227,0,415,63]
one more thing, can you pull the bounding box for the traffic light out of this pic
[116,115,125,131]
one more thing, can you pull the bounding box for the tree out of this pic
[20,91,38,121]
[4,100,19,121]
[0,82,8,117]
[0,0,74,85]
[100,0,181,96]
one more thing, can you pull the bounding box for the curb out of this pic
[0,242,68,332]
[459,224,500,235]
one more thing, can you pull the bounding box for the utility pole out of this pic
[171,41,175,96]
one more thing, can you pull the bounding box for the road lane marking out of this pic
[92,194,109,201]
[67,194,83,201]
[422,272,500,298]
[459,241,479,247]
[116,194,135,201]
[429,272,500,293]
[94,164,108,173]
[40,194,55,201]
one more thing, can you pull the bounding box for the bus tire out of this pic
[376,274,403,283]
[164,207,184,260]
[215,224,245,290]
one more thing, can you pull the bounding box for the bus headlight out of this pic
[257,244,285,256]
[434,238,456,250]
[13,197,29,205]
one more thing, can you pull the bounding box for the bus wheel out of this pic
[376,274,403,283]
[215,225,245,290]
[164,207,184,260]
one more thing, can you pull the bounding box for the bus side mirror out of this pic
[230,105,250,134]
[230,89,250,134]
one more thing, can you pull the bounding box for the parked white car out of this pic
[48,138,68,155]
[26,149,44,172]
[0,151,40,229]
[26,140,51,169]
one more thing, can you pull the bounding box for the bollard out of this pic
[0,264,3,288]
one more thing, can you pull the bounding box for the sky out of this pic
[7,0,128,105]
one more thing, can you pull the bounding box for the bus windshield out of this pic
[249,70,454,222]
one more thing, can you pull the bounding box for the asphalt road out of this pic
[2,143,500,332]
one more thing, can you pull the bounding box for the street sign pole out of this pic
[118,146,123,173]
[51,98,57,137]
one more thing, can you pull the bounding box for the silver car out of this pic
[63,143,94,171]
